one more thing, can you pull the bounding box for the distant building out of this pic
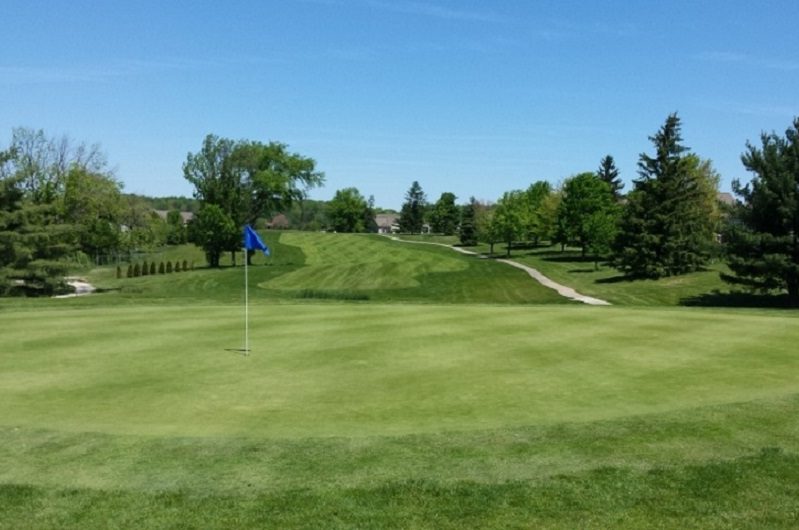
[154,210,194,224]
[375,213,400,234]
[717,192,735,206]
[267,214,290,229]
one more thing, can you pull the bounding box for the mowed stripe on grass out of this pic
[3,303,799,439]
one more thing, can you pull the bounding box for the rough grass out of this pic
[2,303,799,527]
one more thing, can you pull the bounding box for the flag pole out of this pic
[244,247,250,355]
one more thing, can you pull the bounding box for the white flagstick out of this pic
[244,248,249,355]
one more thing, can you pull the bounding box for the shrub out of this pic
[126,265,132,278]
[116,266,122,279]
[150,262,156,275]
[141,260,149,276]
[182,260,189,271]
[174,261,182,272]
[166,261,173,273]
[158,262,165,274]
[133,263,141,277]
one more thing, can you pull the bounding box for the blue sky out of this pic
[2,1,797,209]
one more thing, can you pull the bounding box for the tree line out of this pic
[3,114,799,304]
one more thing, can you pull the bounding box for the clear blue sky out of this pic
[2,1,797,209]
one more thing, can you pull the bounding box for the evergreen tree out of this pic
[459,197,478,246]
[398,181,426,234]
[614,113,717,277]
[0,172,73,295]
[723,118,799,305]
[597,155,624,199]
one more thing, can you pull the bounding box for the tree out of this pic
[165,210,187,245]
[363,195,378,233]
[523,181,553,245]
[492,191,528,257]
[327,187,368,232]
[398,181,427,234]
[61,166,124,262]
[556,172,616,259]
[0,170,73,295]
[596,155,623,199]
[614,113,717,278]
[722,118,799,305]
[459,197,478,246]
[188,204,238,267]
[429,192,459,235]
[183,135,324,265]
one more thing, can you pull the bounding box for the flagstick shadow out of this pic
[225,348,251,356]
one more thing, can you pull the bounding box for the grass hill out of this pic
[81,232,569,305]
[2,231,799,528]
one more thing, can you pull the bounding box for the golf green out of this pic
[3,303,798,439]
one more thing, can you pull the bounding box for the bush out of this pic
[133,263,141,277]
[182,260,189,271]
[150,262,156,275]
[174,261,182,272]
[166,261,173,273]
[116,266,122,279]
[158,262,165,274]
[141,260,149,276]
[126,264,132,278]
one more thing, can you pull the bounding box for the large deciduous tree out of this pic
[556,172,617,261]
[398,181,426,234]
[493,190,528,257]
[722,118,799,305]
[327,187,368,233]
[183,134,324,266]
[429,192,459,235]
[613,113,718,278]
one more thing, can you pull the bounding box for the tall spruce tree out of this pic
[459,197,478,246]
[722,118,799,305]
[613,113,717,277]
[398,181,426,234]
[597,155,623,199]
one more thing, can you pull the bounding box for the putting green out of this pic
[3,303,799,439]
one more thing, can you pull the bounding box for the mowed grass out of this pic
[2,303,799,527]
[81,232,568,305]
[463,243,735,306]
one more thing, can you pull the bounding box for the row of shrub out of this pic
[116,260,193,279]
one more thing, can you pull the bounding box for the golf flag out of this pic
[243,225,270,256]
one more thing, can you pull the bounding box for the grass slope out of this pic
[79,232,567,305]
[2,303,799,527]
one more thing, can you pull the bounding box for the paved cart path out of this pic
[388,237,611,306]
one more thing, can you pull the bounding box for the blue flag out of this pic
[243,225,270,256]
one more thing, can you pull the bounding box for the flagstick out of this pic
[244,248,249,355]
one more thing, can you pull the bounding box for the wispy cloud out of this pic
[697,51,799,72]
[363,0,509,23]
[0,58,223,85]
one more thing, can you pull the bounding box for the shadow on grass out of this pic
[681,291,798,309]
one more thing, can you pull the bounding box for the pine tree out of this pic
[614,113,717,278]
[398,181,426,234]
[0,173,74,295]
[723,118,799,305]
[459,198,477,246]
[596,155,623,199]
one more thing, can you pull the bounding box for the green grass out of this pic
[4,232,799,527]
[2,303,799,527]
[79,232,567,305]
[461,243,735,306]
